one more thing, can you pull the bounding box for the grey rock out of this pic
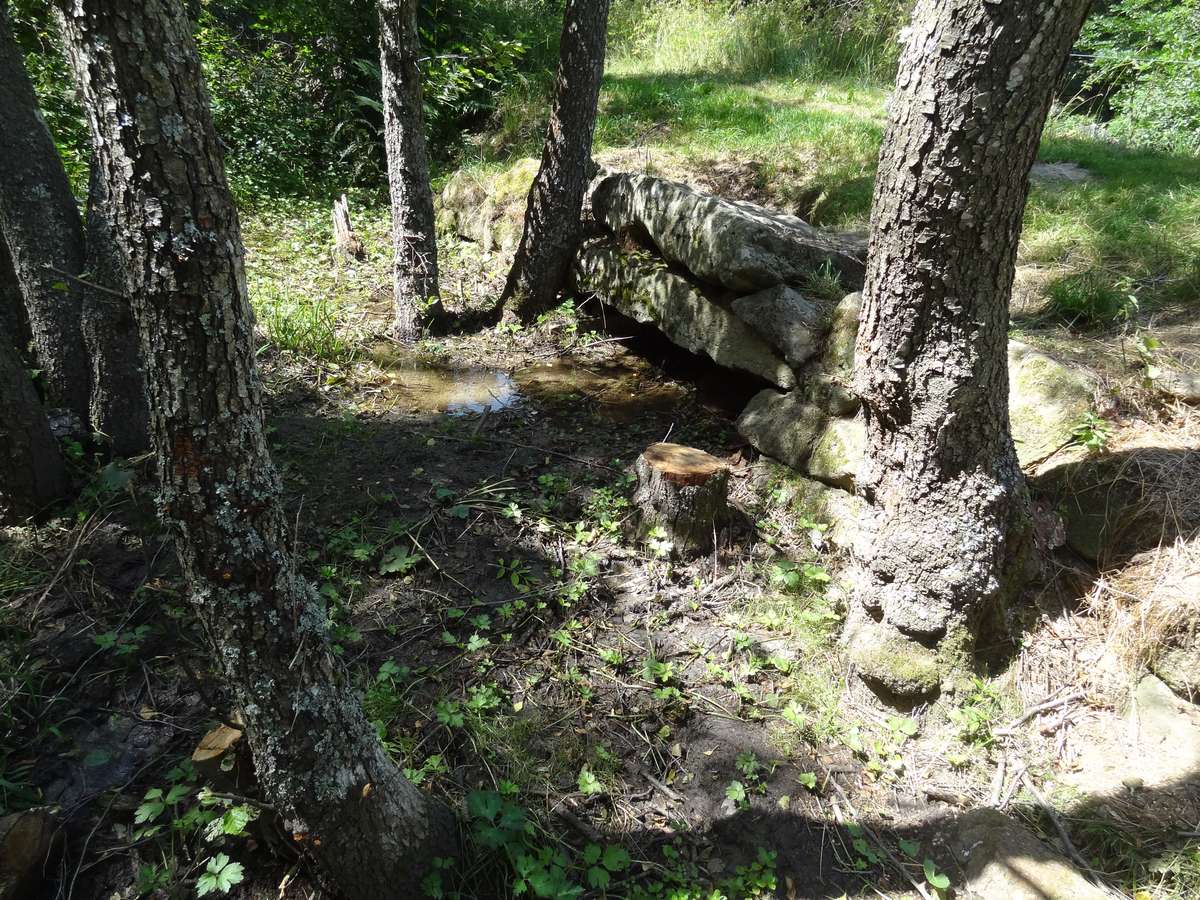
[735,390,825,468]
[1008,340,1094,467]
[949,808,1109,900]
[1156,367,1200,404]
[572,239,796,388]
[806,415,866,491]
[844,618,941,698]
[730,285,831,368]
[589,172,866,293]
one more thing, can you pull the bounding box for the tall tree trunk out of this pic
[55,2,457,895]
[846,0,1091,699]
[378,0,444,342]
[80,156,150,456]
[501,0,610,322]
[0,4,89,420]
[1,237,68,525]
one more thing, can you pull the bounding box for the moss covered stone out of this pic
[806,414,865,490]
[1008,340,1094,466]
[438,157,539,254]
[846,619,941,698]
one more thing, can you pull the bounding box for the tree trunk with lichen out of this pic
[81,161,150,456]
[846,0,1092,700]
[0,5,89,420]
[1,237,68,524]
[378,0,444,341]
[55,2,457,895]
[501,0,610,321]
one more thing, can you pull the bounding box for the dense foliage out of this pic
[1079,0,1200,155]
[7,0,1198,199]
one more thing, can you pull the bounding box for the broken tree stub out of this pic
[634,443,731,556]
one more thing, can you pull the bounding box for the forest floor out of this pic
[3,67,1200,900]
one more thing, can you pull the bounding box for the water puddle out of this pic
[366,343,687,421]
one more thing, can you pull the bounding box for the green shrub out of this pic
[1043,271,1134,327]
[1079,0,1200,156]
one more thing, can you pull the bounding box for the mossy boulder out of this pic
[806,415,866,491]
[1008,340,1094,467]
[845,619,941,698]
[1032,448,1200,564]
[437,157,539,254]
[736,390,826,468]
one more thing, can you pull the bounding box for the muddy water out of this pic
[366,343,689,422]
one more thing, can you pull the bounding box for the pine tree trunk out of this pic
[501,0,610,321]
[846,0,1091,698]
[0,6,89,420]
[378,0,444,342]
[55,2,457,894]
[81,161,150,456]
[1,239,68,525]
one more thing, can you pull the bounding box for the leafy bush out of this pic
[1079,0,1200,155]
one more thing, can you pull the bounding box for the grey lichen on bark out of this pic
[0,5,89,420]
[1,237,68,524]
[55,0,457,893]
[847,0,1092,698]
[378,0,445,342]
[502,0,611,321]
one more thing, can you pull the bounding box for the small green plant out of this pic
[196,853,245,897]
[948,678,1003,748]
[923,857,951,896]
[1070,413,1110,453]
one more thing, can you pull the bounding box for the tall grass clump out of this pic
[609,0,906,82]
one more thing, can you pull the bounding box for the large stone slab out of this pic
[731,285,830,368]
[948,809,1110,900]
[437,157,539,254]
[1008,340,1094,467]
[589,172,866,293]
[572,240,796,388]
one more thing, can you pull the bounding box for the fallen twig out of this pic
[995,691,1085,736]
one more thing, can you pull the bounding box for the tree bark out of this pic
[378,0,444,342]
[847,0,1091,695]
[55,2,457,895]
[0,5,89,419]
[1,237,68,525]
[81,161,150,456]
[501,0,610,321]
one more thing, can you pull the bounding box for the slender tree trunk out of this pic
[1,237,68,525]
[0,5,89,420]
[501,0,610,321]
[378,0,444,342]
[55,2,457,895]
[846,0,1091,698]
[80,160,150,456]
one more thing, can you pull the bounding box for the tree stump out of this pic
[331,193,366,260]
[634,443,731,557]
